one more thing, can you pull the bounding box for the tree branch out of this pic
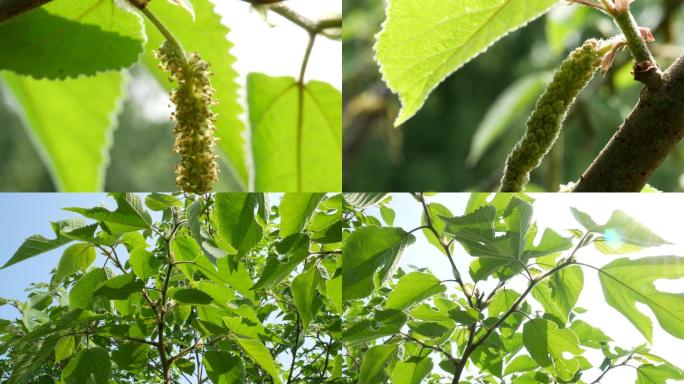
[572,50,684,191]
[0,0,50,23]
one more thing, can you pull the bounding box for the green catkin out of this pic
[156,40,219,194]
[500,39,601,192]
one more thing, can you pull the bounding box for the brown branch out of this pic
[572,50,684,191]
[0,0,51,23]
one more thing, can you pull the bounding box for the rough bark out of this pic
[573,52,684,191]
[0,0,51,23]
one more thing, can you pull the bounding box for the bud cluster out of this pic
[156,40,219,194]
[500,39,600,192]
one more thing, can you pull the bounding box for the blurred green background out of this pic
[343,0,684,192]
[0,67,237,192]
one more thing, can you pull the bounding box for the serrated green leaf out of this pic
[279,193,325,237]
[343,226,415,300]
[390,355,432,384]
[231,336,282,384]
[344,193,387,209]
[142,0,247,187]
[203,351,243,384]
[252,234,310,290]
[70,268,107,309]
[504,355,537,376]
[65,193,152,232]
[248,73,341,191]
[570,319,611,348]
[375,0,559,126]
[599,256,684,342]
[385,272,445,311]
[62,347,111,384]
[0,0,144,79]
[421,202,453,255]
[93,273,144,300]
[2,71,125,191]
[1,218,87,269]
[343,309,407,346]
[531,266,582,325]
[636,364,684,384]
[172,288,214,305]
[54,243,96,283]
[54,336,76,363]
[129,248,161,280]
[523,318,582,368]
[359,344,398,384]
[291,265,322,330]
[214,193,263,254]
[145,193,181,211]
[571,208,670,254]
[111,342,150,371]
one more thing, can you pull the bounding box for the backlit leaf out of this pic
[375,0,559,125]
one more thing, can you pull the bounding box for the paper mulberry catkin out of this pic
[500,39,601,192]
[156,40,219,194]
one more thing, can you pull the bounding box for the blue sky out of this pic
[0,194,120,319]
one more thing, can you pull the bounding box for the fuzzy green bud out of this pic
[156,40,219,194]
[500,39,601,192]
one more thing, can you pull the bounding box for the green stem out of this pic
[610,6,663,88]
[612,9,655,64]
[137,5,191,83]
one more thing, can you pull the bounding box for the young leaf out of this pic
[599,256,684,342]
[531,266,583,325]
[172,288,214,305]
[344,193,387,209]
[636,364,684,384]
[166,0,195,19]
[343,310,407,346]
[111,342,150,371]
[142,0,247,188]
[374,0,558,126]
[421,202,453,255]
[93,273,145,300]
[252,234,310,290]
[522,318,582,368]
[65,193,152,231]
[214,193,263,254]
[144,193,181,211]
[291,265,322,330]
[279,193,325,237]
[69,268,107,309]
[1,218,87,269]
[203,351,244,384]
[61,347,111,384]
[248,74,341,191]
[571,208,670,253]
[54,243,96,283]
[570,320,612,348]
[129,248,161,280]
[232,336,282,384]
[0,0,144,79]
[390,355,433,384]
[54,335,76,363]
[359,344,398,383]
[2,70,125,191]
[343,226,415,300]
[385,272,446,311]
[504,355,537,375]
